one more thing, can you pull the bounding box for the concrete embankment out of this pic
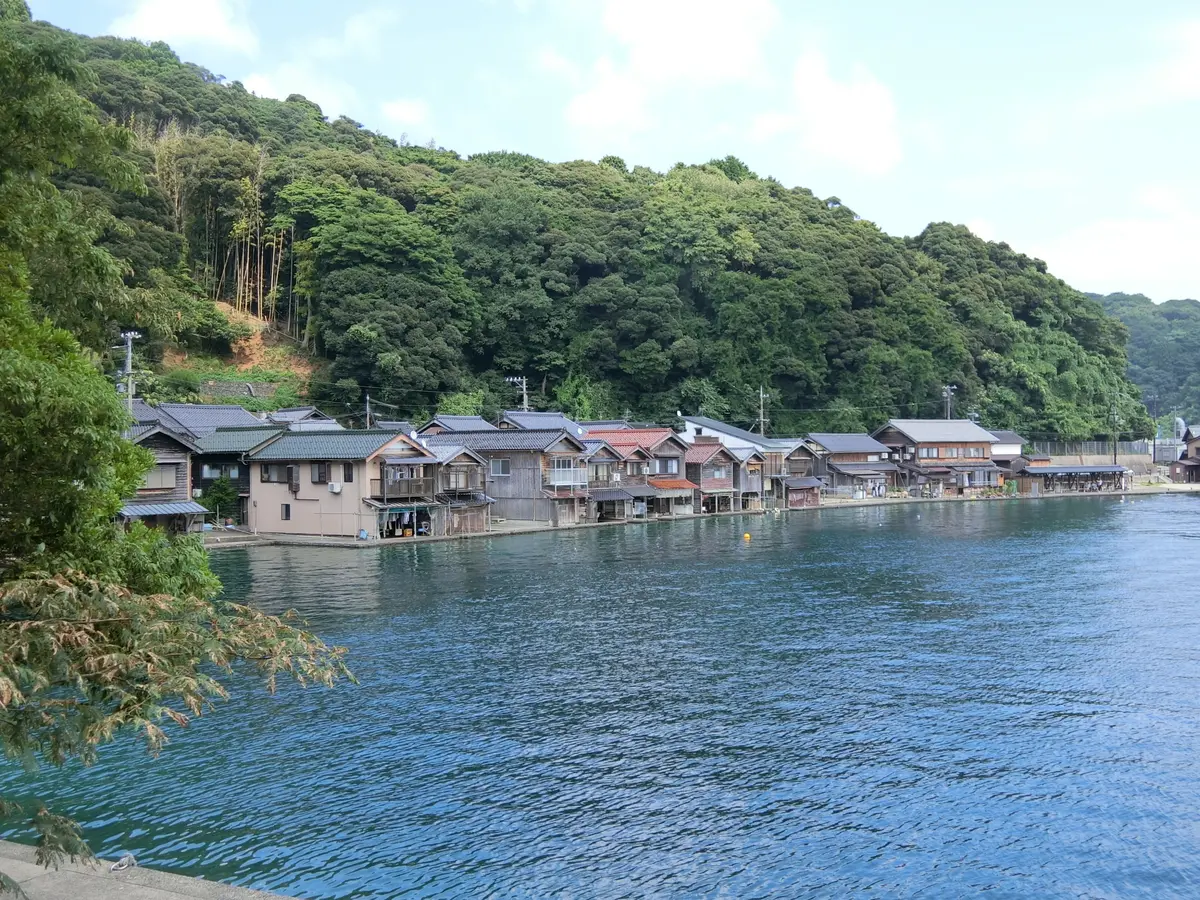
[205,482,1200,551]
[0,840,291,899]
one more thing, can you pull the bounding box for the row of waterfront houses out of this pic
[118,403,1133,540]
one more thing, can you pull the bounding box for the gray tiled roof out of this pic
[374,420,413,433]
[195,427,285,454]
[422,415,497,432]
[784,476,824,489]
[248,430,404,461]
[806,433,892,454]
[988,430,1028,445]
[423,429,585,452]
[426,444,486,465]
[157,403,262,437]
[130,399,185,432]
[875,419,999,444]
[268,406,331,423]
[502,410,587,437]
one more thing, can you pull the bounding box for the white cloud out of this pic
[243,65,357,120]
[562,0,778,134]
[1035,213,1200,300]
[311,8,401,61]
[380,98,432,136]
[109,0,258,55]
[966,219,996,241]
[750,51,901,176]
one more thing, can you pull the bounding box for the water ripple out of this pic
[5,497,1200,897]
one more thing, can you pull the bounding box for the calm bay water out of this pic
[5,496,1200,897]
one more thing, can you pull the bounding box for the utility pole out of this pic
[757,385,769,435]
[366,393,372,429]
[942,384,957,420]
[1111,402,1120,466]
[120,330,140,416]
[506,376,529,412]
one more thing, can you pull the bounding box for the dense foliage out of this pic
[1094,292,1200,424]
[0,8,347,888]
[15,13,1150,438]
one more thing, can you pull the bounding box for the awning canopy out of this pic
[381,455,439,465]
[784,476,823,489]
[620,483,658,498]
[947,463,1000,472]
[363,498,435,511]
[120,501,208,517]
[589,487,634,502]
[829,461,898,475]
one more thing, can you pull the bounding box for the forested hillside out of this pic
[7,7,1151,438]
[1093,292,1200,422]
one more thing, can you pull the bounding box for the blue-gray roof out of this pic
[195,426,285,454]
[988,430,1028,445]
[876,419,999,444]
[120,501,208,517]
[502,410,587,437]
[268,406,332,423]
[806,433,891,454]
[157,403,262,437]
[423,429,586,452]
[248,430,405,461]
[374,420,413,433]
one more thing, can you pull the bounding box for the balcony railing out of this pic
[370,476,435,498]
[545,469,588,487]
[441,471,485,492]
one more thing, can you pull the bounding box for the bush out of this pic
[200,476,239,520]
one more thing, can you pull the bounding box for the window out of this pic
[227,465,239,480]
[966,446,985,458]
[204,463,240,480]
[552,457,576,472]
[261,464,287,483]
[944,447,959,459]
[650,458,679,475]
[711,466,728,480]
[626,461,647,476]
[343,462,354,483]
[311,462,330,484]
[142,465,176,490]
[490,458,511,476]
[589,462,612,482]
[201,464,219,480]
[918,447,937,459]
[281,503,291,521]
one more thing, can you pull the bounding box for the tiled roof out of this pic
[684,442,729,464]
[422,429,585,452]
[875,419,999,444]
[268,406,331,423]
[248,430,405,461]
[374,420,413,433]
[287,420,345,432]
[988,430,1028,445]
[501,410,587,436]
[426,444,486,465]
[196,426,285,454]
[586,428,681,454]
[156,403,262,437]
[580,420,631,430]
[589,487,634,502]
[130,399,185,432]
[806,433,891,454]
[421,415,497,432]
[582,438,622,459]
[648,477,698,491]
[729,446,766,462]
[127,424,202,453]
[120,501,208,517]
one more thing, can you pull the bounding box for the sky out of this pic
[28,0,1200,301]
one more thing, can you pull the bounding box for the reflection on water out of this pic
[5,496,1200,898]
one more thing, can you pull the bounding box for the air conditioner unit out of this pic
[192,488,202,498]
[328,482,342,494]
[612,473,621,482]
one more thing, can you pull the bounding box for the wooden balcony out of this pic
[441,471,485,493]
[370,476,435,498]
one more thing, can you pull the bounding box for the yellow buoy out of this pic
[743,532,752,541]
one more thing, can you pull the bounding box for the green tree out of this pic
[0,22,348,892]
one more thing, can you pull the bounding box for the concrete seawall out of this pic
[206,483,1200,551]
[0,840,292,899]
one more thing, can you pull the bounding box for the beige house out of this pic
[246,430,443,538]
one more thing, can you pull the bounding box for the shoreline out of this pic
[205,483,1200,551]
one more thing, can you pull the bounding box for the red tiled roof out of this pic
[586,428,677,453]
[648,476,698,491]
[685,443,725,464]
